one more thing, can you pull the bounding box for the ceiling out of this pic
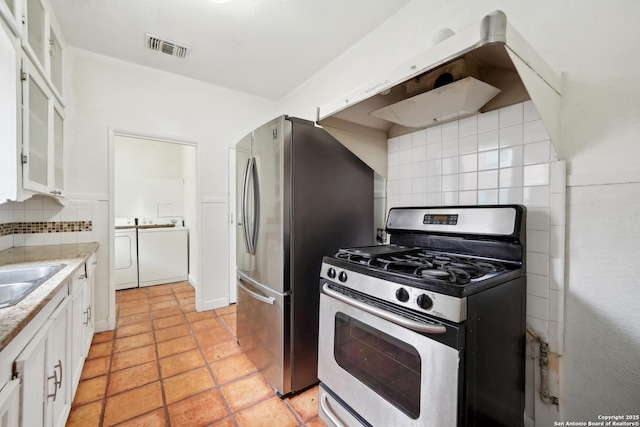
[48,0,413,100]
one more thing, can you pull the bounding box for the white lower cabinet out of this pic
[0,379,20,427]
[14,296,71,427]
[0,252,97,427]
[70,259,94,395]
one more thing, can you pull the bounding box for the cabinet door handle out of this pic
[84,306,92,325]
[47,360,62,401]
[57,360,63,388]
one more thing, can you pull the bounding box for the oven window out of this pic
[334,312,421,419]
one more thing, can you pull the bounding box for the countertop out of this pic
[0,242,100,352]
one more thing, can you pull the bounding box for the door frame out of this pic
[228,147,237,303]
[107,129,201,328]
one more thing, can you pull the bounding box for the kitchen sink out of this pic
[0,264,66,308]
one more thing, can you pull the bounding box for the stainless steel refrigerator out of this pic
[236,115,373,396]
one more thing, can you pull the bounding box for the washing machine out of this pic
[137,217,188,287]
[114,217,139,290]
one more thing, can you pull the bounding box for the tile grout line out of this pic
[72,283,323,426]
[153,287,172,427]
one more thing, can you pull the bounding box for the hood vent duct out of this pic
[369,58,501,128]
[145,33,191,59]
[317,10,562,178]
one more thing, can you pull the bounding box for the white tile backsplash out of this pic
[388,151,399,167]
[426,143,442,160]
[385,101,566,354]
[412,145,426,163]
[459,115,478,136]
[458,134,478,154]
[426,125,442,144]
[412,130,426,147]
[426,176,441,193]
[442,156,459,175]
[527,252,550,276]
[399,134,412,150]
[499,146,523,168]
[527,230,550,253]
[442,121,459,141]
[442,174,458,192]
[523,186,551,207]
[478,150,499,171]
[523,163,550,186]
[388,137,399,152]
[478,129,499,151]
[459,153,478,173]
[524,140,551,165]
[478,170,498,189]
[478,109,499,132]
[499,188,523,204]
[499,103,524,127]
[524,120,550,144]
[412,162,427,178]
[527,274,550,298]
[459,172,478,191]
[399,148,413,165]
[499,124,524,148]
[478,189,498,205]
[441,139,458,158]
[523,100,541,122]
[459,190,477,205]
[499,167,523,188]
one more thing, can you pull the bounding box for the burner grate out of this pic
[334,248,505,286]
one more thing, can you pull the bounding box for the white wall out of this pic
[114,135,186,218]
[277,0,640,424]
[62,47,278,325]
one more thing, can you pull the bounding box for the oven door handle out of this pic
[322,283,447,334]
[320,393,345,427]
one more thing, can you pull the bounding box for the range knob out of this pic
[395,288,409,302]
[417,294,433,310]
[327,268,336,279]
[338,271,348,283]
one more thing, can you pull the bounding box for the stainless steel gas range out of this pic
[317,205,527,427]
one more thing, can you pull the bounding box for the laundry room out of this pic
[113,134,197,290]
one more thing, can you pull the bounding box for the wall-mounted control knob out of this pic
[395,288,409,302]
[417,294,433,310]
[338,271,348,283]
[327,268,336,279]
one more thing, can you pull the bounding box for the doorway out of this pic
[108,131,200,328]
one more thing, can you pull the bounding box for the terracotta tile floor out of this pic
[67,282,327,427]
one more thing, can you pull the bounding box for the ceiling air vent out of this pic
[145,33,191,59]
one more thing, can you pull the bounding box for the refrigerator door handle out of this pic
[237,270,291,297]
[250,157,260,254]
[238,280,276,305]
[241,157,254,255]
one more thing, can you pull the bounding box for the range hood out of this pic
[317,10,562,177]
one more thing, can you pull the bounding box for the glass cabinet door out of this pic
[53,103,64,192]
[1,0,22,32]
[25,0,46,68]
[23,59,50,192]
[50,27,62,96]
[27,74,49,187]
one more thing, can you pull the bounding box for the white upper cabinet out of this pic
[0,0,22,36]
[0,0,66,201]
[21,56,65,197]
[22,0,64,100]
[24,0,46,69]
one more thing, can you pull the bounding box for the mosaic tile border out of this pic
[0,221,92,236]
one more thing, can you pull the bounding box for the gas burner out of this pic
[334,247,506,286]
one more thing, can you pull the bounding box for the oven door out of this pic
[318,290,461,427]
